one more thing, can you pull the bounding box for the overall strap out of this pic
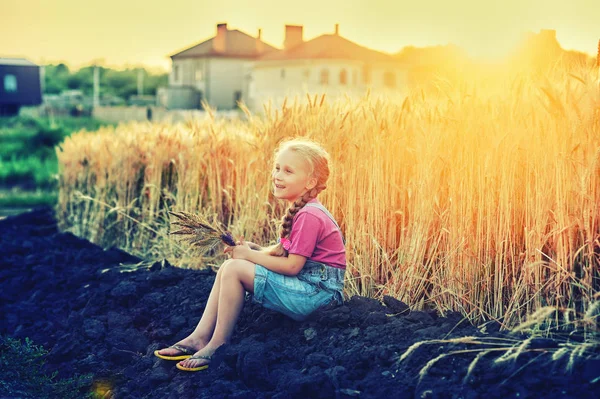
[304,202,346,245]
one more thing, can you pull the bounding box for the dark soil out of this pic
[1,207,599,399]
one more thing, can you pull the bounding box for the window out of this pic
[234,91,242,108]
[173,66,179,82]
[195,69,203,81]
[281,69,285,79]
[383,71,396,88]
[320,69,329,85]
[339,69,347,85]
[4,74,17,92]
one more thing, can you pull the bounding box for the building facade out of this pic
[247,25,406,111]
[0,58,43,116]
[161,23,409,112]
[158,23,277,110]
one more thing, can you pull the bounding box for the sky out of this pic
[2,0,599,72]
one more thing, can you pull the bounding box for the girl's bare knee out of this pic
[222,259,235,267]
[218,259,234,274]
[222,259,250,280]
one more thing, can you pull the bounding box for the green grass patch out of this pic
[0,335,93,398]
[0,114,110,133]
[0,157,58,188]
[0,189,57,208]
[0,141,28,159]
[0,115,113,193]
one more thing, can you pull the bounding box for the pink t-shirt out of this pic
[287,199,346,269]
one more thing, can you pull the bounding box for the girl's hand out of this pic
[224,236,252,260]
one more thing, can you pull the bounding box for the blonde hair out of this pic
[266,138,331,257]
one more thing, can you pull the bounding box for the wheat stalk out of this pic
[168,211,236,254]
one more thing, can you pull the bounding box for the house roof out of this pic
[170,29,278,59]
[0,58,39,66]
[257,34,396,63]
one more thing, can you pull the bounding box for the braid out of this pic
[281,192,312,237]
[267,185,326,257]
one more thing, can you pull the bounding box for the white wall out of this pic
[206,58,249,109]
[248,59,407,111]
[170,57,249,110]
[170,58,197,87]
[169,57,409,112]
[169,57,247,109]
[193,59,207,93]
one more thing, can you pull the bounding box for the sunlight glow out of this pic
[2,0,599,70]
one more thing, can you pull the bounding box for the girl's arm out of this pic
[225,238,306,276]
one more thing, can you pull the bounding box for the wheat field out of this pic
[56,64,600,328]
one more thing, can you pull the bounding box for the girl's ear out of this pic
[306,176,317,191]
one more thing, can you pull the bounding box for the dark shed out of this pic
[0,58,43,116]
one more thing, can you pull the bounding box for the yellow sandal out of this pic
[176,354,211,372]
[154,344,196,361]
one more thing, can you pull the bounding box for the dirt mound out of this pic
[1,208,598,398]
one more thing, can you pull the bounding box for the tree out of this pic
[43,63,168,100]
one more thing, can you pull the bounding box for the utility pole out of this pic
[93,65,99,108]
[137,68,144,96]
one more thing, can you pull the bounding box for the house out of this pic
[158,23,278,110]
[247,24,406,111]
[0,58,43,116]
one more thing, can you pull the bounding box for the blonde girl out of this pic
[155,138,346,372]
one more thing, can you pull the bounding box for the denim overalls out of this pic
[252,202,346,321]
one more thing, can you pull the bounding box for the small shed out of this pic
[0,58,43,116]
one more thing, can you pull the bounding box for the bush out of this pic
[0,156,57,189]
[0,335,92,398]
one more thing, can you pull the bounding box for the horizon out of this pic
[3,0,599,72]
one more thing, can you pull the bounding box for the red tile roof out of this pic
[258,34,395,63]
[170,29,278,59]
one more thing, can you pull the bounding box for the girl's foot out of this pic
[155,337,208,360]
[176,347,216,371]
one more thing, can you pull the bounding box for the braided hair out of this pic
[267,139,331,257]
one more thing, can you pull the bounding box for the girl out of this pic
[154,138,346,372]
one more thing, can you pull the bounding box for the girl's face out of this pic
[272,148,317,203]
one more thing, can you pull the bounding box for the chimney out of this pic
[213,23,227,53]
[334,24,339,36]
[284,25,303,50]
[256,28,264,54]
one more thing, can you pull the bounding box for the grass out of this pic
[0,335,92,398]
[0,114,110,133]
[396,300,600,385]
[0,156,58,188]
[0,189,58,209]
[0,115,112,207]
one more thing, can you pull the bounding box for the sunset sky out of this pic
[3,0,599,72]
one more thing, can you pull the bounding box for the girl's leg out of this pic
[178,259,255,368]
[157,259,233,356]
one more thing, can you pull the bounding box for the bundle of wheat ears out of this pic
[168,211,236,253]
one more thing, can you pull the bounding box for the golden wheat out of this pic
[56,63,600,327]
